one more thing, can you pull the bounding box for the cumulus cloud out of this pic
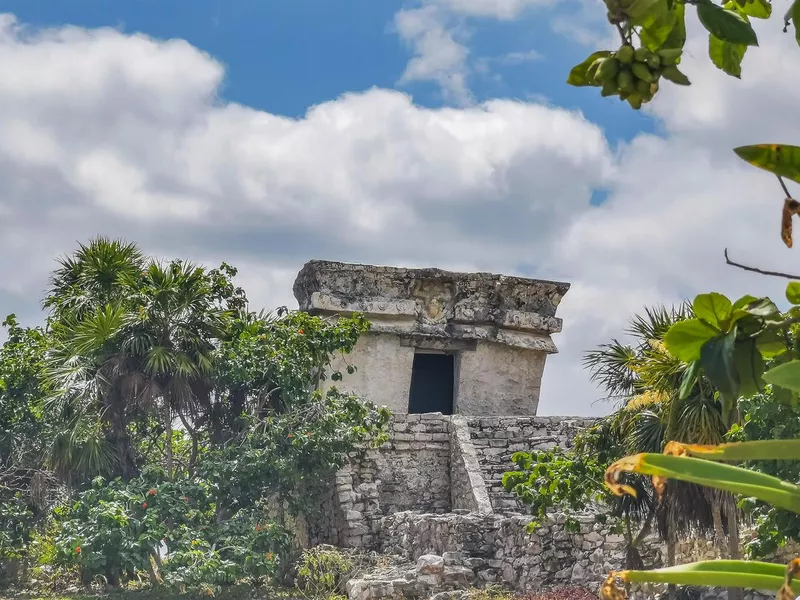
[3,11,800,418]
[0,14,610,343]
[392,0,556,103]
[427,0,554,20]
[394,6,473,104]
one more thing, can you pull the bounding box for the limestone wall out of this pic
[327,412,789,599]
[334,414,454,548]
[323,332,415,413]
[455,343,547,416]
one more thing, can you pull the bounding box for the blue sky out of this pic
[6,0,654,143]
[3,1,797,415]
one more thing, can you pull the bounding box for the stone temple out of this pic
[291,261,756,599]
[292,260,570,416]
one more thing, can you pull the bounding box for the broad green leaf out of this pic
[662,2,686,49]
[640,1,679,49]
[755,327,788,358]
[664,318,719,362]
[700,329,739,418]
[679,360,700,400]
[692,292,733,330]
[696,1,759,46]
[733,144,800,185]
[567,51,611,87]
[733,337,764,397]
[611,560,798,594]
[787,281,800,304]
[666,438,800,461]
[732,294,759,309]
[626,0,665,23]
[763,359,800,393]
[793,0,800,48]
[708,34,747,77]
[605,452,800,513]
[724,0,771,18]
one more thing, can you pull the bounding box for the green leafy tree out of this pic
[729,393,800,559]
[568,0,796,109]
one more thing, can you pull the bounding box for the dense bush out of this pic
[0,238,388,592]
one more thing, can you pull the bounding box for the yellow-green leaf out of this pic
[763,359,800,393]
[626,0,665,23]
[662,2,686,49]
[614,560,798,593]
[640,1,679,49]
[693,292,733,329]
[755,327,788,358]
[724,0,771,19]
[696,1,759,46]
[664,318,719,362]
[605,452,800,513]
[567,51,611,87]
[733,337,764,398]
[733,144,800,185]
[666,439,800,461]
[787,281,800,304]
[793,0,800,48]
[709,34,747,78]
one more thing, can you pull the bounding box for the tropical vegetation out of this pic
[0,237,389,593]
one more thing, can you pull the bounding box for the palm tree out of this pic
[584,305,741,600]
[43,237,145,323]
[126,259,229,477]
[43,239,232,482]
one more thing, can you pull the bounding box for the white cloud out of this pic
[394,6,472,104]
[392,0,555,103]
[3,12,800,419]
[428,0,553,20]
[0,14,610,344]
[498,49,543,64]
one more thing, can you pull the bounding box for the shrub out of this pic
[295,545,358,598]
[53,475,291,588]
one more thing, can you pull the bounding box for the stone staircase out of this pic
[466,417,596,514]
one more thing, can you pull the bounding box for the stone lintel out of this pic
[308,292,417,319]
[399,335,478,352]
[293,260,569,353]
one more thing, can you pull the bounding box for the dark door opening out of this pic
[408,352,454,415]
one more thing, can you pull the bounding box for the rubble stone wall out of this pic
[327,412,788,599]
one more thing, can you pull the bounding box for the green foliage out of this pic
[0,315,50,467]
[728,394,800,559]
[0,237,387,592]
[0,495,37,562]
[734,144,800,186]
[199,389,390,519]
[662,289,800,424]
[295,545,356,598]
[53,475,291,587]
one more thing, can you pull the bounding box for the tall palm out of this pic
[44,240,230,482]
[44,239,147,481]
[584,305,739,596]
[126,260,229,477]
[43,237,145,323]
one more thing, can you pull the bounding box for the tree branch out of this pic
[724,248,800,280]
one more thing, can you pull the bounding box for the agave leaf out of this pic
[604,452,800,513]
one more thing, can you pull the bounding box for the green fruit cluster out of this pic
[587,45,687,110]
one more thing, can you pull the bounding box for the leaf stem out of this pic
[778,175,793,199]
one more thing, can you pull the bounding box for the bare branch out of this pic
[724,248,800,280]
